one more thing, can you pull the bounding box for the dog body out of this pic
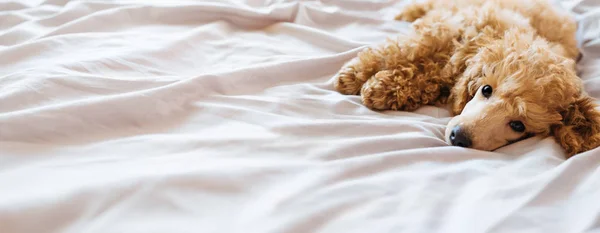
[334,0,600,157]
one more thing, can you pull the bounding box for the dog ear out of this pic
[449,40,505,115]
[449,74,479,115]
[551,96,600,158]
[449,60,483,115]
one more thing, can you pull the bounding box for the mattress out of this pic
[1,0,600,232]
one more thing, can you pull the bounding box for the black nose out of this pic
[450,125,472,148]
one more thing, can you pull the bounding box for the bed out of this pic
[1,0,600,232]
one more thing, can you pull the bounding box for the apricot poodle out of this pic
[334,0,600,157]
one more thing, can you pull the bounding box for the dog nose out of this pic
[450,125,472,148]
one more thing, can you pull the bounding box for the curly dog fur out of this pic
[333,0,600,157]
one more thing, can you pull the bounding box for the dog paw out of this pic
[361,70,423,111]
[333,58,363,95]
[361,70,402,110]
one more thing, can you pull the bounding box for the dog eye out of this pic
[509,121,526,133]
[481,85,493,98]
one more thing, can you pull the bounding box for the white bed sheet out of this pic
[1,0,600,232]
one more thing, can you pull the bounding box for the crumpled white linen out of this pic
[1,0,600,232]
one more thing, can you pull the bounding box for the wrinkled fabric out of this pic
[1,0,600,233]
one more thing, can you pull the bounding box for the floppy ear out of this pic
[449,72,480,115]
[551,96,600,158]
[449,58,484,115]
[449,42,501,115]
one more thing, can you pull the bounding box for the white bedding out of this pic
[1,0,600,232]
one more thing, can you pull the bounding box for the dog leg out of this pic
[334,49,383,95]
[358,11,462,111]
[360,69,449,111]
[333,0,441,96]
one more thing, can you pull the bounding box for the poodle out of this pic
[333,0,600,157]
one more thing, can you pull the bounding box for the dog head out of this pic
[445,30,600,157]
